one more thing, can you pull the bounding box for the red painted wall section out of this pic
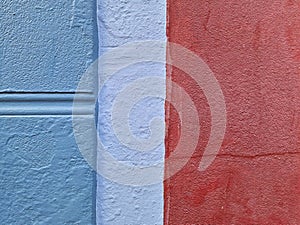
[165,1,300,224]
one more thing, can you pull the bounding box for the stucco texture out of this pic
[0,0,97,224]
[165,0,300,224]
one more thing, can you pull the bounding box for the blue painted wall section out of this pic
[97,0,166,224]
[0,0,97,91]
[0,0,97,224]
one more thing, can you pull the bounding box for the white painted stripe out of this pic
[96,0,166,224]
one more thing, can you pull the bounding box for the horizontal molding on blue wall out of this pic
[0,92,95,116]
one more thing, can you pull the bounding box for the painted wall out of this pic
[0,1,97,224]
[96,0,166,224]
[4,1,299,224]
[165,0,300,224]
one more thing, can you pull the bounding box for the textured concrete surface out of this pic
[0,0,97,224]
[165,0,300,224]
[0,117,95,224]
[0,0,97,91]
[97,0,166,224]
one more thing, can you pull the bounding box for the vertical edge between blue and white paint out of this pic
[96,1,166,225]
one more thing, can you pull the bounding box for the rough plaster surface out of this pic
[0,0,97,91]
[97,0,166,224]
[165,0,300,224]
[0,117,95,224]
[0,0,97,224]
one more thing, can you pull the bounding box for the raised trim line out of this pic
[0,92,95,116]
